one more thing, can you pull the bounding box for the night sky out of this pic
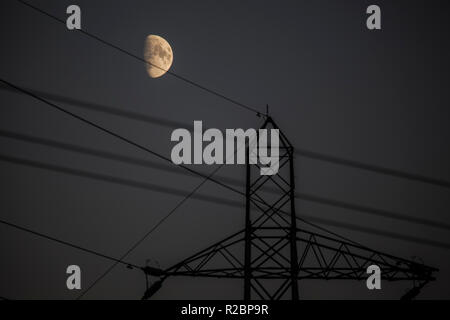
[1,0,449,299]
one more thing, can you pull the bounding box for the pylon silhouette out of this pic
[142,117,437,300]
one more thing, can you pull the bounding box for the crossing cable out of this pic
[0,79,370,296]
[0,78,242,197]
[76,161,229,299]
[0,153,239,208]
[0,217,140,269]
[11,0,450,190]
[6,0,448,297]
[2,153,450,251]
[0,77,249,299]
[3,79,448,298]
[77,129,267,298]
[294,148,450,189]
[0,82,446,248]
[2,128,449,232]
[2,83,448,190]
[14,0,263,116]
[0,78,284,299]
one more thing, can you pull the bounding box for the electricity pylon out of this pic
[142,117,437,300]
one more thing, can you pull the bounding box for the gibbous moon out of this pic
[144,35,173,78]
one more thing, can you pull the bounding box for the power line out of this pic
[10,1,450,190]
[0,78,242,198]
[0,77,250,299]
[7,0,448,297]
[14,0,263,116]
[2,128,449,232]
[0,151,356,249]
[13,0,450,191]
[2,76,329,298]
[0,217,140,269]
[0,83,186,131]
[78,130,261,298]
[0,153,240,208]
[0,150,239,299]
[296,192,450,231]
[0,82,369,293]
[76,161,229,299]
[2,82,449,190]
[1,77,447,292]
[295,148,450,189]
[8,0,450,245]
[2,77,447,293]
[79,130,267,299]
[307,216,450,250]
[0,129,184,176]
[2,152,450,251]
[0,149,355,249]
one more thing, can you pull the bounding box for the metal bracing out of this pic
[142,117,437,300]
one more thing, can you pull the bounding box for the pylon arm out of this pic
[145,227,436,283]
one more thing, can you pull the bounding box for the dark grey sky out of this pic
[1,0,449,299]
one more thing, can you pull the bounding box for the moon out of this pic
[144,35,173,78]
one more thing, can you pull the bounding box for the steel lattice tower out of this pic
[142,117,437,300]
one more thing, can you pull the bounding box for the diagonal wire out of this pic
[0,217,140,269]
[0,78,243,197]
[0,152,376,248]
[0,153,240,208]
[308,216,450,250]
[77,128,261,299]
[6,0,448,298]
[4,0,449,286]
[3,128,449,232]
[0,77,249,298]
[8,0,450,190]
[1,79,447,293]
[0,78,281,299]
[0,92,442,250]
[2,153,450,251]
[295,148,450,189]
[2,82,449,190]
[76,162,228,299]
[14,0,263,116]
